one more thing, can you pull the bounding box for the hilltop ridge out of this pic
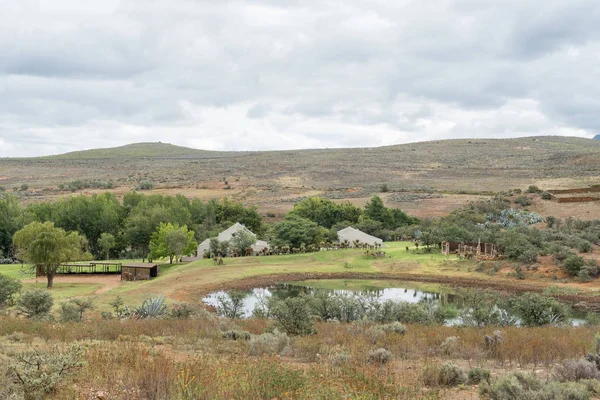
[45,142,227,160]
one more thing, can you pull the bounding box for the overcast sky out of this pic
[0,0,598,157]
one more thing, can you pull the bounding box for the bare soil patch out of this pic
[23,274,121,294]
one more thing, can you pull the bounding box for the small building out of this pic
[121,263,159,281]
[337,226,385,248]
[183,222,269,260]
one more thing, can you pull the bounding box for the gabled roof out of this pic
[217,222,256,242]
[337,226,384,244]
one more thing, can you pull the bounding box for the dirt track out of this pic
[23,275,121,294]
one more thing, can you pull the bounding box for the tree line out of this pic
[0,192,418,262]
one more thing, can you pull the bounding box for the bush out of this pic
[271,297,315,335]
[9,345,85,400]
[380,322,407,335]
[511,293,569,326]
[553,359,600,382]
[0,274,22,307]
[58,298,93,322]
[541,191,552,200]
[137,180,154,190]
[564,255,586,276]
[422,362,467,387]
[439,336,459,356]
[249,331,290,356]
[468,367,491,384]
[169,303,194,319]
[223,330,251,341]
[481,372,592,400]
[578,241,593,253]
[368,348,392,365]
[514,196,532,206]
[59,302,81,323]
[527,185,540,193]
[17,290,53,319]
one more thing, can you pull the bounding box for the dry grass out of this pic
[1,315,598,399]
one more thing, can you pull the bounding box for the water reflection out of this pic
[203,283,459,318]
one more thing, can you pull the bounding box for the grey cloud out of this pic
[0,0,598,157]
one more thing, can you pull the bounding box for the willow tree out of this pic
[13,222,91,288]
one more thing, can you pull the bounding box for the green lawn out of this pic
[0,264,34,280]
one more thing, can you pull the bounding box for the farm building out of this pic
[183,223,269,261]
[337,227,385,248]
[121,263,159,281]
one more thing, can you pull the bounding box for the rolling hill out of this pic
[1,136,599,217]
[46,142,228,160]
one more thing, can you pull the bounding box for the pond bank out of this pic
[185,271,600,311]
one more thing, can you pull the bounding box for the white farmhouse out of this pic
[183,223,269,261]
[337,226,385,247]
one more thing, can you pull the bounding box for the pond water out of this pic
[204,280,456,318]
[202,279,588,326]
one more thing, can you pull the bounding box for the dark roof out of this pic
[122,263,158,269]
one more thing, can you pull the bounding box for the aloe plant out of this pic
[136,295,168,319]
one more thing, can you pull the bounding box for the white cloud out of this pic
[0,0,597,157]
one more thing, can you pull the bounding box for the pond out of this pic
[202,279,588,326]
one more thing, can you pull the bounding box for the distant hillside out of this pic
[2,136,600,204]
[46,142,226,159]
[594,135,600,140]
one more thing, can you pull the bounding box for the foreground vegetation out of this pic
[4,307,600,399]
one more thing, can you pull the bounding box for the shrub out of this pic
[527,185,540,193]
[380,184,390,193]
[249,330,290,356]
[0,354,19,400]
[169,303,194,319]
[511,293,569,326]
[368,348,392,365]
[514,196,532,206]
[468,367,491,384]
[135,295,168,319]
[59,302,81,323]
[271,297,315,335]
[9,345,85,400]
[439,336,459,356]
[564,255,586,276]
[137,180,154,190]
[541,191,552,200]
[422,362,467,387]
[578,241,593,253]
[484,330,504,353]
[0,274,22,307]
[20,184,29,191]
[222,330,251,341]
[380,322,407,335]
[17,289,53,319]
[553,359,600,382]
[481,372,591,400]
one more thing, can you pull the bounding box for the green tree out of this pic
[97,233,116,260]
[230,229,256,256]
[149,223,197,263]
[13,222,91,288]
[0,194,25,257]
[273,214,325,249]
[290,197,361,228]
